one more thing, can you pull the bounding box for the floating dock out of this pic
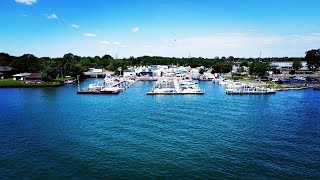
[147,91,204,95]
[225,82,276,95]
[226,90,276,95]
[77,77,137,95]
[147,78,204,95]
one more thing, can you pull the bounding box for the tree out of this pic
[239,61,249,67]
[249,61,269,78]
[305,49,320,71]
[292,59,302,71]
[199,68,205,74]
[11,54,39,72]
[249,62,255,76]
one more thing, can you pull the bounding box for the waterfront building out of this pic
[25,73,42,83]
[123,70,136,77]
[12,73,31,81]
[0,66,16,78]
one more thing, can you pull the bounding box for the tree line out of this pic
[0,49,319,80]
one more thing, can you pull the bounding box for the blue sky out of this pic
[0,0,320,58]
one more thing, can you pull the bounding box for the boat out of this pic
[64,79,76,84]
[219,79,232,87]
[77,90,120,94]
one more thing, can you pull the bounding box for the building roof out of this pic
[13,73,31,77]
[0,66,14,72]
[123,70,134,72]
[26,73,42,78]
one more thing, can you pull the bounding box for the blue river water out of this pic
[0,79,319,179]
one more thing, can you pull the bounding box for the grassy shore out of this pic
[0,79,62,88]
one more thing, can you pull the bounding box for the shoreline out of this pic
[0,84,64,88]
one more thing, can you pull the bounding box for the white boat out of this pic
[64,79,76,84]
[88,84,103,91]
[226,81,242,89]
[213,76,225,83]
[219,79,232,87]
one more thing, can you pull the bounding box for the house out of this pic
[0,72,4,79]
[123,70,136,77]
[0,66,15,78]
[88,66,105,73]
[25,73,42,83]
[13,73,31,81]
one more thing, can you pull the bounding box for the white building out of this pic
[13,73,31,81]
[123,70,136,77]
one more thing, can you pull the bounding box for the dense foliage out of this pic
[249,61,270,78]
[0,52,306,80]
[305,49,320,71]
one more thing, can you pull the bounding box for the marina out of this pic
[2,0,320,178]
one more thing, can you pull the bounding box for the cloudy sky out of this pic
[0,0,320,58]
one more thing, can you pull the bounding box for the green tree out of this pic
[305,49,320,71]
[11,54,39,72]
[292,59,302,71]
[249,61,269,78]
[239,61,249,67]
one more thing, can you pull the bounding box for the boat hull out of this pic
[77,90,120,95]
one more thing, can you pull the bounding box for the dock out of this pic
[226,90,276,95]
[147,77,204,95]
[225,82,277,95]
[77,77,137,95]
[147,91,204,95]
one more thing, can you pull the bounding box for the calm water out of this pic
[0,79,319,179]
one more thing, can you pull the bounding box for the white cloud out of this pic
[83,33,97,37]
[15,0,37,5]
[99,41,110,45]
[113,41,121,45]
[132,27,140,33]
[120,45,127,48]
[71,24,80,28]
[158,32,320,57]
[47,14,58,19]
